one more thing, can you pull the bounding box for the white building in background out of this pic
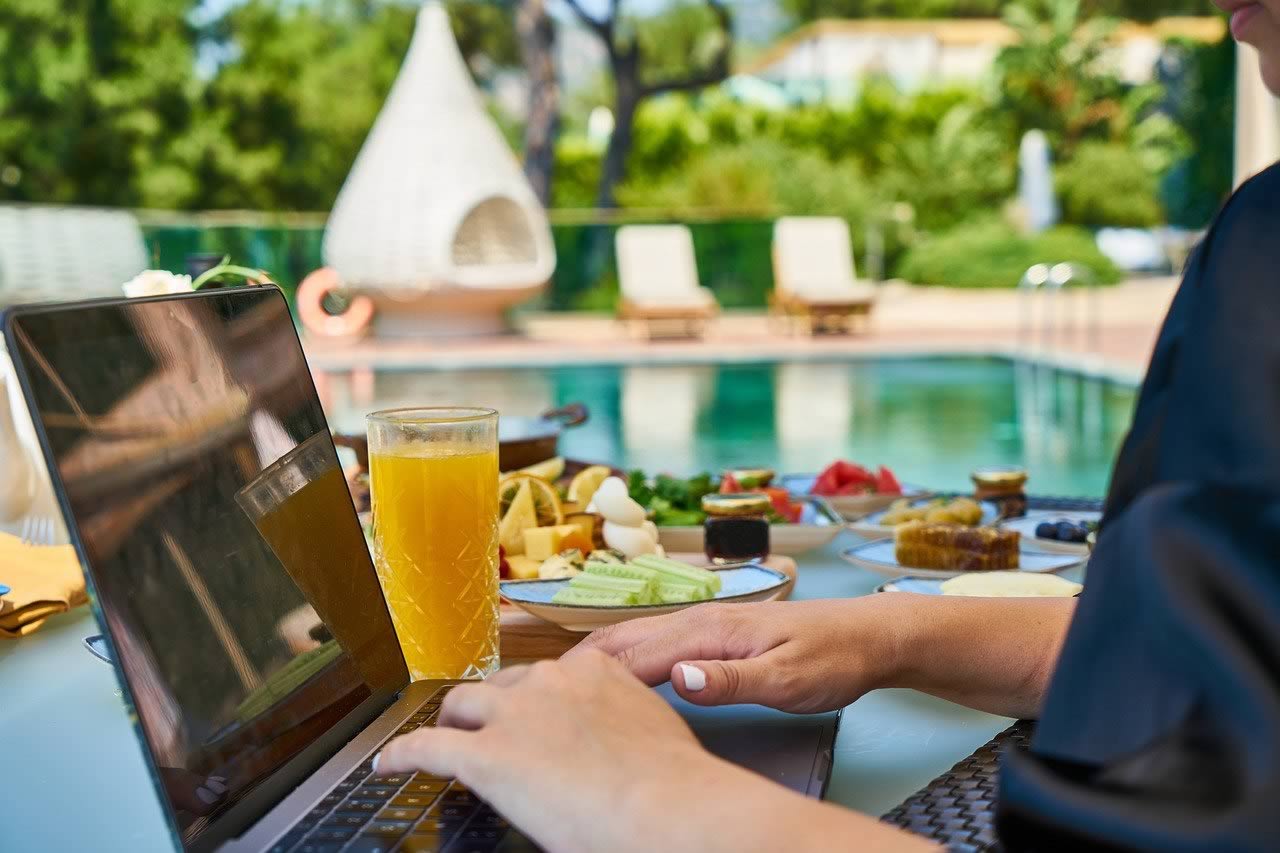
[741,17,1226,102]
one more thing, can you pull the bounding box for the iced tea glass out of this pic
[367,407,500,680]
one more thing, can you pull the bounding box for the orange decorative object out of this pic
[296,267,374,339]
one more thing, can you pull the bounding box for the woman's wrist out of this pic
[867,594,1075,718]
[843,592,916,691]
[617,743,748,850]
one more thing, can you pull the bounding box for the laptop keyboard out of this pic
[267,687,535,853]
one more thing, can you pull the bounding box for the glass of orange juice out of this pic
[366,407,500,681]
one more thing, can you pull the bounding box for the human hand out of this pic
[375,650,729,853]
[159,767,228,816]
[568,598,899,713]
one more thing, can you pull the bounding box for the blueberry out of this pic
[1056,521,1078,541]
[1036,521,1057,539]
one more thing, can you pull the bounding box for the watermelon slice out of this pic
[874,465,903,495]
[811,464,842,496]
[835,460,875,489]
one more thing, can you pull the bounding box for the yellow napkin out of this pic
[0,532,87,638]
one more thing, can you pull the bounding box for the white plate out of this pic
[841,539,1086,580]
[1000,511,1101,555]
[876,577,947,594]
[876,575,1085,596]
[780,474,932,520]
[848,499,1000,540]
[656,497,843,556]
[500,564,790,632]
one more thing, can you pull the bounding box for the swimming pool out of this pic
[325,356,1137,498]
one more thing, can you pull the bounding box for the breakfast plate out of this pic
[841,540,1086,580]
[1000,511,1101,555]
[656,497,844,556]
[875,576,948,594]
[500,563,790,632]
[780,473,932,520]
[848,499,1000,540]
[876,574,1084,597]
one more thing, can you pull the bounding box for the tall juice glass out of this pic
[366,407,500,680]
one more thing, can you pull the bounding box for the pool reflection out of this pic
[326,357,1135,497]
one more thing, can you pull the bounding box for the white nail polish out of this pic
[209,775,227,784]
[196,786,218,805]
[371,751,381,773]
[204,778,228,794]
[679,663,706,692]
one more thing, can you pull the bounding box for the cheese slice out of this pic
[940,572,1082,598]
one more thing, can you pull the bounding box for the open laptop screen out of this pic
[7,288,408,847]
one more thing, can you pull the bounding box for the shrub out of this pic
[616,142,778,213]
[1055,141,1164,227]
[875,104,1016,232]
[897,219,1122,288]
[1054,140,1167,225]
[551,136,603,208]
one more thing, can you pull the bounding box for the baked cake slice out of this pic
[894,520,1020,571]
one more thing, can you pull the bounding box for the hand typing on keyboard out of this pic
[374,650,714,852]
[373,649,936,853]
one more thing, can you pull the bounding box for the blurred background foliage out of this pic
[0,0,1237,301]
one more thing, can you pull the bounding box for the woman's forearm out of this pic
[630,750,939,852]
[877,594,1075,719]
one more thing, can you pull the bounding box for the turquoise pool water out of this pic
[328,356,1138,498]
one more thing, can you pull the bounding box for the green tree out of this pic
[195,0,519,211]
[0,0,202,207]
[518,0,560,205]
[782,0,1205,23]
[561,0,734,208]
[994,0,1125,155]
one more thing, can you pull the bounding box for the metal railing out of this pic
[1017,262,1101,356]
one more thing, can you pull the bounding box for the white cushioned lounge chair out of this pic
[615,224,718,339]
[771,216,876,335]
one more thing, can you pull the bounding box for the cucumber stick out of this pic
[632,555,721,593]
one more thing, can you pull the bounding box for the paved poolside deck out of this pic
[304,277,1179,385]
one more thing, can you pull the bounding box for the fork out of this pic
[19,515,58,546]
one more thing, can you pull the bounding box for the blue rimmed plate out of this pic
[500,563,790,632]
[875,575,1084,597]
[999,511,1101,555]
[842,539,1086,580]
[848,499,1000,540]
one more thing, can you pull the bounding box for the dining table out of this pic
[0,529,1082,852]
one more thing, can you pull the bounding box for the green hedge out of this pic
[897,220,1122,288]
[143,214,1124,309]
[143,217,781,310]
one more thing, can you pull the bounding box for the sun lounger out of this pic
[771,216,876,335]
[615,224,719,339]
[0,204,148,304]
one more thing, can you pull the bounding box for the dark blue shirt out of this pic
[998,163,1280,852]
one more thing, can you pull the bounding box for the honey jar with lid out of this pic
[972,466,1029,519]
[702,493,771,564]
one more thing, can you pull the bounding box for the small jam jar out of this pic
[702,493,772,564]
[972,466,1029,519]
[725,468,776,489]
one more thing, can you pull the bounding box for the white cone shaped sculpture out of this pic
[323,1,555,338]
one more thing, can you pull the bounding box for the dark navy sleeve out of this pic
[997,164,1280,851]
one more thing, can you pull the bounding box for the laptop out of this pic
[4,287,838,853]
